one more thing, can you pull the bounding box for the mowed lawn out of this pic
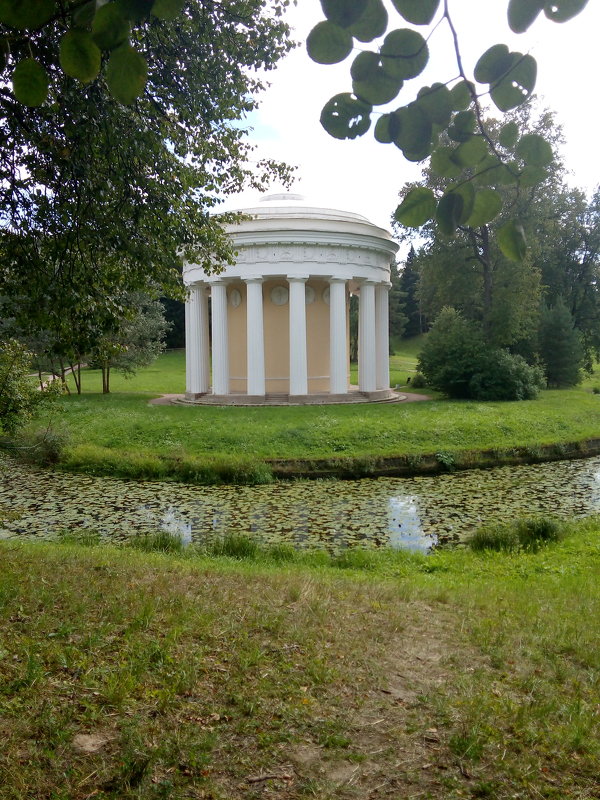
[37,345,600,464]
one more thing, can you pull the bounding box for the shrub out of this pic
[469,350,545,401]
[417,308,486,399]
[20,426,71,466]
[418,308,545,401]
[0,340,60,434]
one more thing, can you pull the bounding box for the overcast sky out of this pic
[223,0,599,232]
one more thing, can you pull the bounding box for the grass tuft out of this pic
[468,515,566,552]
[128,530,186,553]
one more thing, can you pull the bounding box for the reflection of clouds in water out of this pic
[387,495,437,552]
[589,467,600,506]
[160,507,192,545]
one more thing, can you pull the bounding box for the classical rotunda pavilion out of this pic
[183,193,399,405]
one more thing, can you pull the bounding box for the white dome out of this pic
[230,192,372,226]
[222,192,396,246]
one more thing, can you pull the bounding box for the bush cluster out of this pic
[417,308,546,401]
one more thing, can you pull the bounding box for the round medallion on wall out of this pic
[322,287,330,306]
[305,285,315,305]
[270,285,289,306]
[228,288,241,308]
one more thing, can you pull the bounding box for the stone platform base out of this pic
[179,387,403,407]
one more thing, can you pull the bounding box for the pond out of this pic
[1,454,600,552]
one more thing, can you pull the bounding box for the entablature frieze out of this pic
[232,242,392,270]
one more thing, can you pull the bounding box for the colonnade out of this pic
[185,275,391,399]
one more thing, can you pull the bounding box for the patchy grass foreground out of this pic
[1,519,599,799]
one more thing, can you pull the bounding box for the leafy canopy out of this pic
[307,0,590,259]
[0,1,293,346]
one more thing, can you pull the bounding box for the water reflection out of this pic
[1,454,600,553]
[387,495,435,551]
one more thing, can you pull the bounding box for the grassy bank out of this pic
[1,519,599,798]
[12,345,600,482]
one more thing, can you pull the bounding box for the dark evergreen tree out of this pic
[161,298,185,349]
[398,246,426,338]
[538,299,584,387]
[388,261,408,344]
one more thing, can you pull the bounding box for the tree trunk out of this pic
[58,356,71,395]
[102,362,110,394]
[69,360,82,394]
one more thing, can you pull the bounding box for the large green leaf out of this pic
[12,58,48,106]
[374,114,394,143]
[393,103,432,155]
[436,192,464,236]
[430,146,462,178]
[381,29,428,80]
[0,0,55,29]
[474,44,513,84]
[403,141,435,162]
[498,220,527,262]
[320,93,372,139]
[515,133,553,166]
[92,3,130,51]
[544,0,589,22]
[307,21,353,65]
[451,135,488,167]
[473,155,512,187]
[449,80,473,111]
[106,44,148,104]
[447,110,476,142]
[416,83,452,126]
[351,52,402,105]
[498,121,519,148]
[391,0,440,24]
[465,188,502,227]
[450,182,475,224]
[350,51,378,81]
[490,53,537,111]
[60,30,101,83]
[353,70,402,105]
[320,0,368,28]
[508,0,544,32]
[394,187,436,227]
[348,0,388,42]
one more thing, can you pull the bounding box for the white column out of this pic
[288,276,309,396]
[211,281,229,395]
[245,278,265,396]
[329,278,348,395]
[358,280,377,393]
[376,282,391,391]
[185,283,210,396]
